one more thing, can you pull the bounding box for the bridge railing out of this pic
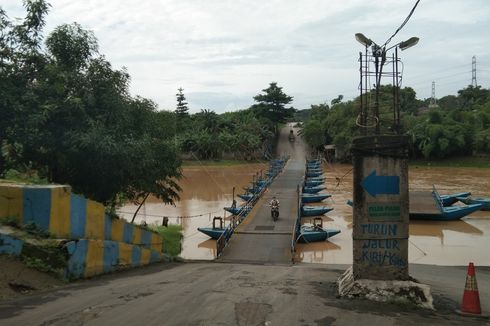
[216,158,289,257]
[291,185,301,262]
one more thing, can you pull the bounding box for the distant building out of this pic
[324,144,348,162]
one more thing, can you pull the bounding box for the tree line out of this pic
[0,1,294,209]
[298,85,490,161]
[173,82,294,160]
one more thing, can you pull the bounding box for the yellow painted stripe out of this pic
[86,200,105,240]
[111,218,124,242]
[132,226,141,246]
[151,233,163,252]
[0,185,23,222]
[141,248,151,265]
[118,242,133,267]
[49,186,71,238]
[85,240,104,277]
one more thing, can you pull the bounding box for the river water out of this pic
[119,163,490,266]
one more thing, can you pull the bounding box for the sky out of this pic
[3,0,490,113]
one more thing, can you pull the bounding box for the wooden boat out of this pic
[302,185,326,194]
[224,205,250,215]
[304,180,324,187]
[254,179,268,187]
[301,205,333,217]
[306,176,325,181]
[301,193,331,203]
[307,159,321,164]
[242,185,264,194]
[440,192,471,206]
[306,170,322,175]
[306,166,321,171]
[238,193,253,201]
[307,162,321,167]
[305,171,323,178]
[266,171,278,178]
[457,196,490,211]
[410,204,483,221]
[297,227,341,243]
[346,199,482,220]
[198,217,227,239]
[197,227,225,240]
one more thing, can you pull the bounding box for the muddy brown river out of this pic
[119,162,490,266]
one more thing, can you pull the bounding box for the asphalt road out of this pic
[0,262,488,326]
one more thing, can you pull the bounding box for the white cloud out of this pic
[2,0,490,111]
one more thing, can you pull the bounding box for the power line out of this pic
[406,71,471,87]
[407,63,469,80]
[382,0,422,48]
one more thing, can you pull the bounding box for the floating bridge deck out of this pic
[217,127,306,264]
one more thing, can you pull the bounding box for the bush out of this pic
[150,224,183,257]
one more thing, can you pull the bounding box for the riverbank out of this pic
[182,156,490,169]
[409,156,490,168]
[182,160,269,167]
[0,261,488,325]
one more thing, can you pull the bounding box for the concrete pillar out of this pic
[351,135,409,281]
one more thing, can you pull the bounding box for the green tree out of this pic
[331,95,343,106]
[251,82,294,127]
[0,5,183,209]
[175,87,189,117]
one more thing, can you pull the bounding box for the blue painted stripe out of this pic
[140,230,152,248]
[0,234,23,256]
[65,239,88,279]
[150,250,161,263]
[132,246,141,267]
[23,187,51,231]
[123,223,133,244]
[103,241,119,273]
[70,194,87,238]
[104,215,112,240]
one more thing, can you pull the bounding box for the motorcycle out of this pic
[270,202,279,221]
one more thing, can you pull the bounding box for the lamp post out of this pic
[349,33,420,283]
[355,33,419,134]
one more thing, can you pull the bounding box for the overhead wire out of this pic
[382,0,422,48]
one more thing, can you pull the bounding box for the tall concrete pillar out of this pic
[351,135,409,280]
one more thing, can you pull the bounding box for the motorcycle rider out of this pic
[269,196,280,220]
[270,196,280,208]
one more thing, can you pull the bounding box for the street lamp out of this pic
[355,33,419,134]
[398,37,419,51]
[355,33,373,47]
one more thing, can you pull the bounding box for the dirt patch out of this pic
[0,255,65,302]
[234,301,272,326]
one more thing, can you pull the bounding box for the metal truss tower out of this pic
[429,81,438,108]
[472,56,477,87]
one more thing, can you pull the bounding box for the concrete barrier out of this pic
[0,233,23,256]
[0,233,164,280]
[65,239,163,279]
[0,184,163,251]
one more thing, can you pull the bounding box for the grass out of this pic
[1,169,48,185]
[150,224,183,257]
[409,156,490,168]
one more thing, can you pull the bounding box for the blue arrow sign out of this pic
[361,170,400,197]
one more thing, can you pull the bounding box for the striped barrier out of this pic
[0,233,163,280]
[65,239,163,279]
[0,184,163,252]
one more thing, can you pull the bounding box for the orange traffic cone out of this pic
[460,262,482,316]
